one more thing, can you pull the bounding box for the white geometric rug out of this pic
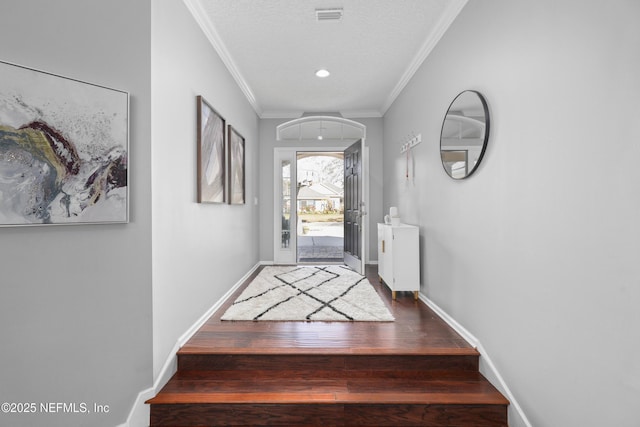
[221,265,395,322]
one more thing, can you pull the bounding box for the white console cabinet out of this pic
[377,223,420,300]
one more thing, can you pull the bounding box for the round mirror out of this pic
[440,90,490,179]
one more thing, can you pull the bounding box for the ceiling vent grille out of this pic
[315,8,343,22]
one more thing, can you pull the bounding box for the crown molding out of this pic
[341,110,383,119]
[260,110,383,120]
[182,0,263,116]
[380,0,468,115]
[260,110,304,119]
[183,0,467,120]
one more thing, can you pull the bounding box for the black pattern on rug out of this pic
[221,265,394,322]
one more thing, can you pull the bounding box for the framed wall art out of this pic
[197,95,226,203]
[227,125,245,205]
[0,60,129,226]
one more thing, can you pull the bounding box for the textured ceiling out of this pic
[185,0,468,118]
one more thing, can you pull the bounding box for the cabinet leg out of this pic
[392,291,397,300]
[414,291,419,301]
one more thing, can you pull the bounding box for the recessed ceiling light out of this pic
[315,69,330,78]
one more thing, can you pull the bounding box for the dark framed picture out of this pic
[227,125,245,205]
[0,60,129,226]
[197,95,225,203]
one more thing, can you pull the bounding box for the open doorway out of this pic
[296,152,344,263]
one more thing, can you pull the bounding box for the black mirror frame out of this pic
[440,90,490,180]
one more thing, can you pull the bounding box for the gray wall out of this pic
[0,1,152,426]
[258,117,383,263]
[152,0,260,379]
[383,0,640,425]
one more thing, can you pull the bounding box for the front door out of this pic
[343,139,365,274]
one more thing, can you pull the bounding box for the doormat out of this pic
[221,265,394,322]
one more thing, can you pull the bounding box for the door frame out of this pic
[273,144,369,268]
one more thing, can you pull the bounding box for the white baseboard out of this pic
[419,293,532,427]
[118,261,263,427]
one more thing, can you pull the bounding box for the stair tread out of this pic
[178,346,480,356]
[148,376,509,405]
[168,369,483,380]
[148,391,508,405]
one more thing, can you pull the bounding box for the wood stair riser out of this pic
[177,354,479,376]
[150,403,507,427]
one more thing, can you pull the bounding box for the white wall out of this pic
[151,0,260,380]
[0,1,152,426]
[383,0,640,425]
[258,117,384,263]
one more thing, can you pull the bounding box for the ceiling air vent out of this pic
[315,8,343,22]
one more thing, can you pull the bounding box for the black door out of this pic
[344,139,363,273]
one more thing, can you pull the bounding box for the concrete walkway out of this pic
[297,223,344,261]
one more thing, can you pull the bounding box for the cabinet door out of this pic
[377,224,393,285]
[382,225,394,287]
[377,224,386,279]
[390,227,419,292]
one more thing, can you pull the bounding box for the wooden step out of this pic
[149,371,507,404]
[148,363,508,426]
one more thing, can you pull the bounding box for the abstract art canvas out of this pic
[227,125,245,205]
[0,60,129,226]
[197,96,225,203]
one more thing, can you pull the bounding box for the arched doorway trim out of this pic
[276,116,366,141]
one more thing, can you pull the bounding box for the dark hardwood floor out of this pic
[147,264,509,426]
